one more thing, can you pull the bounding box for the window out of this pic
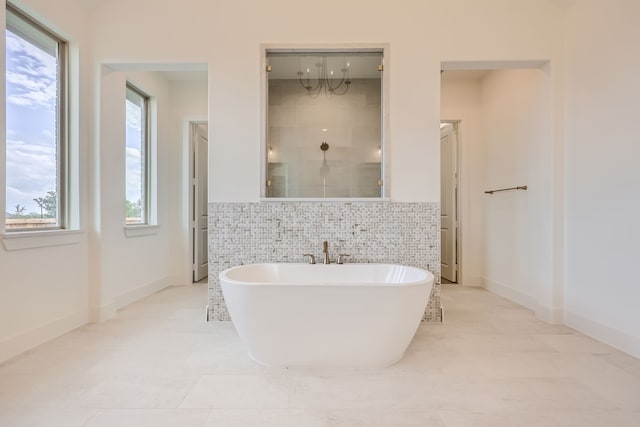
[125,83,149,225]
[5,4,67,230]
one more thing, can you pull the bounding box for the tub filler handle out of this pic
[303,253,316,264]
[336,254,351,264]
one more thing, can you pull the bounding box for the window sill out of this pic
[123,224,159,238]
[2,229,84,251]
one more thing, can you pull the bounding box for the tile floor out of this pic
[1,284,639,426]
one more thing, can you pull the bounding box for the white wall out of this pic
[92,69,174,320]
[481,69,554,314]
[564,0,640,356]
[86,0,566,204]
[0,0,93,361]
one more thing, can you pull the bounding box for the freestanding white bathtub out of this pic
[219,263,434,368]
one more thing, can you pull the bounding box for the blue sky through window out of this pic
[5,29,58,217]
[125,95,144,207]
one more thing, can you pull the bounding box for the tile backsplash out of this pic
[208,202,441,321]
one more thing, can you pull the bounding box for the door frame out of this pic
[440,120,461,284]
[188,120,208,283]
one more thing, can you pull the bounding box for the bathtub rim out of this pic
[219,262,435,288]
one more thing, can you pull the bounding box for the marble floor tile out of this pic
[289,373,505,412]
[289,374,436,410]
[438,408,640,427]
[179,340,267,376]
[0,372,93,408]
[534,332,619,354]
[77,374,200,409]
[83,409,211,427]
[0,283,638,427]
[596,351,640,378]
[0,407,97,427]
[326,409,447,427]
[551,353,640,410]
[205,409,325,427]
[481,377,615,410]
[179,374,293,409]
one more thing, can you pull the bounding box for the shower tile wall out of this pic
[208,202,441,321]
[267,78,382,198]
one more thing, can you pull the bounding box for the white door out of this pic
[440,123,458,282]
[193,123,208,282]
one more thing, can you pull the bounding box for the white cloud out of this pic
[5,31,57,109]
[126,100,142,131]
[41,129,55,139]
[125,100,144,202]
[126,147,143,202]
[6,33,57,75]
[7,88,55,107]
[5,31,59,213]
[5,139,57,213]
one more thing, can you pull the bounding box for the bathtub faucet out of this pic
[323,241,330,264]
[337,254,351,264]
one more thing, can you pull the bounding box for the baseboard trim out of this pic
[482,278,565,324]
[89,301,117,322]
[89,278,170,322]
[481,279,639,357]
[565,311,640,359]
[1,279,170,363]
[115,278,169,310]
[0,309,88,364]
[482,278,538,311]
[461,276,485,286]
[535,305,564,325]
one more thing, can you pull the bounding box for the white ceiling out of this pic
[103,63,208,82]
[78,0,575,12]
[158,70,208,82]
[440,70,490,81]
[75,0,110,11]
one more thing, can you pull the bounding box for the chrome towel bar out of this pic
[484,185,528,195]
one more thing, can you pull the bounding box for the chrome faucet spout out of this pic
[323,241,330,264]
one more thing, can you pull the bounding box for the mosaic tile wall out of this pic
[208,202,441,321]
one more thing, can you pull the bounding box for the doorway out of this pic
[440,63,555,318]
[190,122,208,282]
[440,121,459,284]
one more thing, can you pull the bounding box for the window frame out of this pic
[5,3,69,232]
[124,82,151,226]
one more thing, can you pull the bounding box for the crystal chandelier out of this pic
[297,55,351,96]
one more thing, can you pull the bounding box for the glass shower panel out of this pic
[266,51,383,198]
